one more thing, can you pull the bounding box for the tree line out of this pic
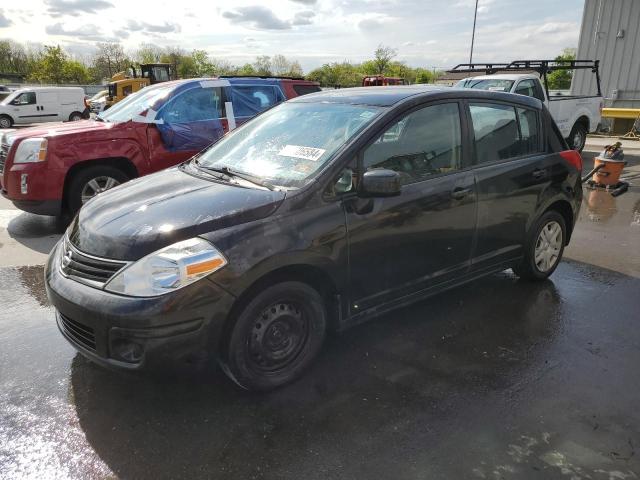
[0,40,442,86]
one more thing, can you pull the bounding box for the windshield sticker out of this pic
[278,145,326,162]
[487,86,507,91]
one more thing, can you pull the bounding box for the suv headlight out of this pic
[14,138,48,163]
[104,237,227,297]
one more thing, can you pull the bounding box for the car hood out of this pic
[5,120,113,144]
[68,166,286,261]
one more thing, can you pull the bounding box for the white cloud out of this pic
[0,0,585,72]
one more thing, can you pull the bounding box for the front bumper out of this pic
[1,160,64,216]
[45,241,236,369]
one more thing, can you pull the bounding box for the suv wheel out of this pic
[221,281,327,391]
[69,111,83,122]
[569,123,587,152]
[67,165,129,214]
[0,115,13,129]
[513,211,566,281]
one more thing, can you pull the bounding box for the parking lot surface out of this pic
[1,149,639,479]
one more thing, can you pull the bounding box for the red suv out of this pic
[0,76,320,216]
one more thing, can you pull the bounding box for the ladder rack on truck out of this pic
[447,60,602,100]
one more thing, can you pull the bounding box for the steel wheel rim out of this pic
[534,220,562,272]
[247,302,309,374]
[80,176,120,203]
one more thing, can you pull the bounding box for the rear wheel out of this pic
[568,123,587,152]
[221,281,327,391]
[69,111,83,122]
[513,210,566,281]
[67,165,129,214]
[0,114,13,129]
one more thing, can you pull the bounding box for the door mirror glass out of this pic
[360,169,401,197]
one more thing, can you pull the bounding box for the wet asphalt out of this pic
[0,151,639,479]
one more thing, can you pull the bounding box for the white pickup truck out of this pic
[451,60,603,151]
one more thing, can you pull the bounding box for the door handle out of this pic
[532,168,547,179]
[451,187,471,200]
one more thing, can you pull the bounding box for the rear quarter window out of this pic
[292,84,321,96]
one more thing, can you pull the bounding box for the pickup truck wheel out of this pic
[69,111,83,122]
[0,115,13,129]
[568,123,587,152]
[67,166,129,214]
[220,281,327,391]
[513,211,566,281]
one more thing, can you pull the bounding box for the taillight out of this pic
[84,98,89,108]
[560,150,583,172]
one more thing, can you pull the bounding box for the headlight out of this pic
[104,237,227,297]
[14,138,47,164]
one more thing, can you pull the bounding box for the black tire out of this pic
[221,281,327,391]
[568,123,587,152]
[66,165,129,214]
[69,111,83,122]
[0,114,13,129]
[513,210,566,281]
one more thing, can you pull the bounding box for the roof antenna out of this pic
[469,0,479,64]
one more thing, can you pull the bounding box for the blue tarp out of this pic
[154,78,286,152]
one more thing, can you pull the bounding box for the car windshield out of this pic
[456,78,514,92]
[98,84,174,122]
[90,90,107,101]
[196,102,382,189]
[0,91,19,105]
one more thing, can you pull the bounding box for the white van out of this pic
[0,87,88,128]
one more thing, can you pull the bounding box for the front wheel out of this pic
[568,123,587,152]
[0,114,13,129]
[513,211,566,281]
[221,281,327,391]
[66,165,129,214]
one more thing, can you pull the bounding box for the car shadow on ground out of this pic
[7,212,65,255]
[68,269,575,479]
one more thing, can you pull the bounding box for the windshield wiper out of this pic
[196,163,274,191]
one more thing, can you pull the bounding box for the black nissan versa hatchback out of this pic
[45,86,583,390]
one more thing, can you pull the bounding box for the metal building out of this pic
[573,0,640,108]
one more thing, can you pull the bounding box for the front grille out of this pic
[58,313,96,351]
[0,143,8,175]
[60,238,128,288]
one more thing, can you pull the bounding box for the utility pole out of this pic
[469,0,479,64]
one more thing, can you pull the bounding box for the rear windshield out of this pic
[456,78,514,92]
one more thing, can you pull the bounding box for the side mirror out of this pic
[360,169,401,197]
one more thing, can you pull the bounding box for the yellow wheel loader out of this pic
[104,63,173,110]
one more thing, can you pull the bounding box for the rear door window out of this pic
[517,107,541,155]
[231,85,284,117]
[470,103,541,163]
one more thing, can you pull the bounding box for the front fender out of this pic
[62,139,149,174]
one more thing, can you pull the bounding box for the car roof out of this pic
[290,85,543,109]
[14,86,84,91]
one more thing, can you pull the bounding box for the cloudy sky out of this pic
[0,0,585,71]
